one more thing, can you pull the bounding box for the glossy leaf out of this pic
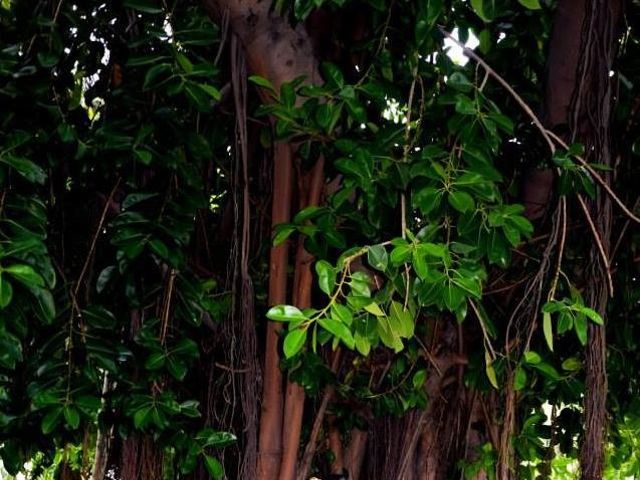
[283,328,307,358]
[266,305,308,322]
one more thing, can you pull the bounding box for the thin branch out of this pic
[442,28,640,225]
[440,28,556,154]
[469,300,496,360]
[548,197,567,300]
[73,178,121,299]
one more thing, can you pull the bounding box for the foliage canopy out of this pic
[0,0,639,479]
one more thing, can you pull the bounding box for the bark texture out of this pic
[202,2,321,478]
[570,1,621,478]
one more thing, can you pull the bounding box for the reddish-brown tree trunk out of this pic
[344,428,368,480]
[259,142,293,479]
[279,157,326,480]
[202,3,321,479]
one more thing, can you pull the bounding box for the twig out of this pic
[611,197,640,260]
[548,197,567,300]
[440,28,556,154]
[469,300,496,360]
[73,178,121,299]
[214,362,251,374]
[159,269,177,345]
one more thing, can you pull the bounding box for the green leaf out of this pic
[198,83,221,101]
[145,351,166,370]
[64,406,80,430]
[294,205,325,223]
[377,316,403,352]
[266,305,308,322]
[485,351,498,389]
[389,301,414,338]
[420,242,446,258]
[143,63,171,90]
[533,362,561,380]
[280,82,296,107]
[331,304,353,326]
[133,406,153,429]
[184,82,213,110]
[557,311,573,334]
[412,369,427,389]
[1,441,22,475]
[455,95,476,115]
[76,396,102,413]
[134,149,153,165]
[0,276,13,308]
[197,429,237,448]
[390,242,412,265]
[4,264,44,288]
[345,98,366,123]
[542,300,562,313]
[41,407,63,434]
[562,357,582,371]
[514,366,527,391]
[248,75,275,92]
[273,224,296,246]
[1,155,46,184]
[523,351,541,365]
[283,328,307,358]
[173,338,199,357]
[470,0,496,22]
[0,332,22,369]
[543,312,553,352]
[413,187,441,215]
[580,306,603,325]
[574,314,588,345]
[367,244,388,271]
[32,287,55,323]
[315,260,336,295]
[354,329,371,356]
[122,193,158,210]
[518,0,541,9]
[447,72,473,92]
[203,455,224,479]
[96,266,117,293]
[349,272,371,297]
[175,52,193,73]
[123,0,163,13]
[319,317,355,349]
[321,63,344,88]
[364,302,385,317]
[443,282,465,311]
[412,250,428,280]
[448,191,475,213]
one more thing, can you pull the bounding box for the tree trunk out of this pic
[202,2,321,478]
[279,157,325,480]
[570,2,621,478]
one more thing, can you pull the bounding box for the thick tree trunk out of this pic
[534,1,621,478]
[257,141,293,479]
[202,3,321,478]
[572,2,621,478]
[279,157,325,480]
[344,428,367,480]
